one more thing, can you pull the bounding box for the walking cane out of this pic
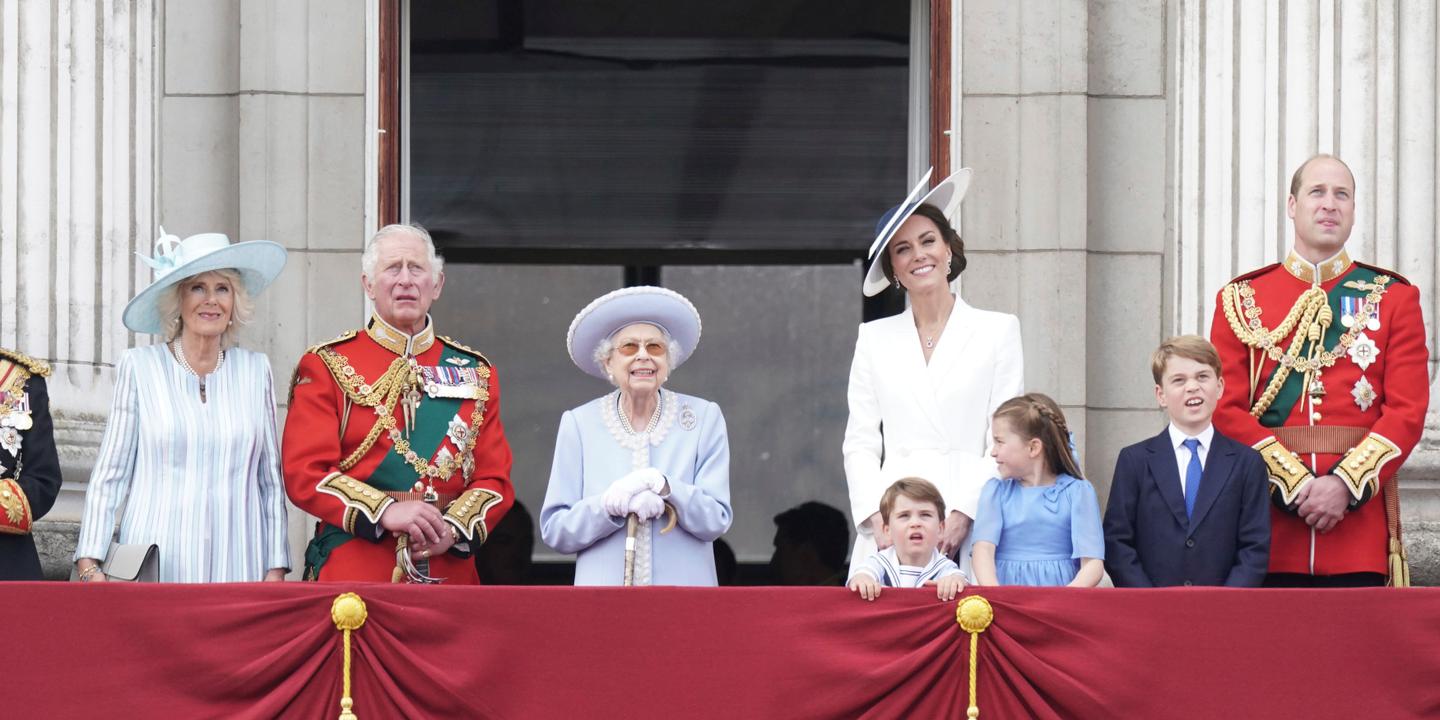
[623,502,679,586]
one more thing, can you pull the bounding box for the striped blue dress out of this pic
[74,344,291,582]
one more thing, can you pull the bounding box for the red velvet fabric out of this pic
[8,583,1440,719]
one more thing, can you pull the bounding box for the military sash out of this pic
[304,343,472,578]
[1257,264,1386,427]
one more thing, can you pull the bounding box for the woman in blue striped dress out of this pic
[73,230,291,583]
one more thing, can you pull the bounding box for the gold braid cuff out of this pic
[316,472,395,527]
[444,488,504,543]
[1253,437,1314,506]
[1334,433,1401,502]
[0,478,33,535]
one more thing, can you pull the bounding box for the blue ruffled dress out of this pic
[971,473,1104,586]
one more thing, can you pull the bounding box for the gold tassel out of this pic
[331,593,368,720]
[1388,539,1410,588]
[956,595,994,719]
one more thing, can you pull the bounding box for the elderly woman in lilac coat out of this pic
[540,287,732,586]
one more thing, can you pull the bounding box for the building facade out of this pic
[4,0,1438,580]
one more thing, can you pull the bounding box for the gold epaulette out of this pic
[305,329,359,355]
[0,348,51,377]
[438,335,492,367]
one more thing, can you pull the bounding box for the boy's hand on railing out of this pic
[927,574,965,602]
[848,573,882,602]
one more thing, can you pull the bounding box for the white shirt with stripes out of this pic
[75,344,291,582]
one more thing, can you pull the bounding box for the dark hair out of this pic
[878,477,947,524]
[992,393,1084,479]
[879,203,967,288]
[772,502,851,572]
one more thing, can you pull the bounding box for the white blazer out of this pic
[842,297,1024,571]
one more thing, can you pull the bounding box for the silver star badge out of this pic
[0,427,20,455]
[447,414,470,448]
[1347,333,1379,371]
[434,446,455,468]
[1351,376,1376,412]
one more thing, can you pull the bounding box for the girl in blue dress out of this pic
[971,393,1104,587]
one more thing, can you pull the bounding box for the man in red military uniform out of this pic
[1210,154,1429,586]
[284,224,513,583]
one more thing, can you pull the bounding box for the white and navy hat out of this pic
[862,167,972,297]
[566,286,702,379]
[122,228,288,335]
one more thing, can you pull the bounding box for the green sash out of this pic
[304,344,471,578]
[1258,264,1380,427]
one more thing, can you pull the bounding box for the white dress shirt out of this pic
[1166,423,1215,494]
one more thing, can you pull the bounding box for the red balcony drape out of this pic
[9,583,1439,718]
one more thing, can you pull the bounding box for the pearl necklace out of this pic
[616,392,664,435]
[172,339,225,403]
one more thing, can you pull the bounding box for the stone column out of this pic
[0,0,158,572]
[958,0,1091,427]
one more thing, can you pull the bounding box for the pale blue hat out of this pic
[566,286,702,379]
[862,167,972,297]
[122,227,288,335]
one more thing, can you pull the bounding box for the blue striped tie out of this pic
[1183,438,1203,519]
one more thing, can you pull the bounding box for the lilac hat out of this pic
[566,286,702,379]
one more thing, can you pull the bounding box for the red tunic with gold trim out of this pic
[1210,249,1429,576]
[0,348,62,580]
[283,315,514,583]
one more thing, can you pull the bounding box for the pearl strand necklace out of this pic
[616,392,663,435]
[172,339,225,403]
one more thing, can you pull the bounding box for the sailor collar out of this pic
[366,313,436,357]
[1283,248,1352,285]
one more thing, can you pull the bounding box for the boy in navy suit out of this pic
[1104,336,1270,587]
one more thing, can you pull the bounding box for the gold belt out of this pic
[384,490,458,506]
[1271,425,1368,455]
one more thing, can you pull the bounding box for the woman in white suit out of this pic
[844,169,1024,576]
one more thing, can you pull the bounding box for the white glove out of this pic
[627,490,665,521]
[601,468,666,517]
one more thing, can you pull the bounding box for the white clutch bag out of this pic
[69,542,159,582]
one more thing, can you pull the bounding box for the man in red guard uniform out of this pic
[1210,155,1430,587]
[284,223,513,583]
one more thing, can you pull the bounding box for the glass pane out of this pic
[409,0,909,258]
[664,264,861,561]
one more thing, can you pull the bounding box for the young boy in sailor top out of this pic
[848,477,968,601]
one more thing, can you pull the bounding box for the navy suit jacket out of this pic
[1103,427,1269,587]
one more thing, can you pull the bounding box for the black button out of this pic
[1185,538,1196,548]
[1183,580,1193,587]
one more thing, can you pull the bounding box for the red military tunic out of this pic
[1210,248,1429,576]
[283,314,514,583]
